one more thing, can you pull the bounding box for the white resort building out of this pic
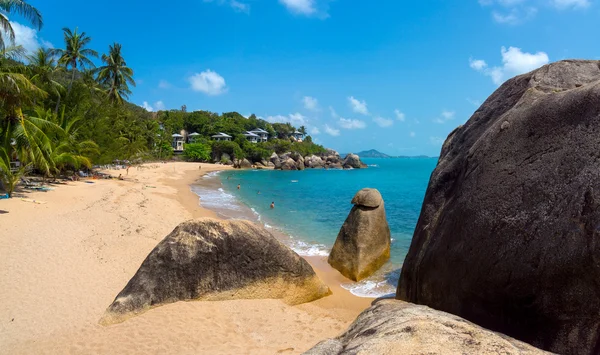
[292,130,304,142]
[243,131,260,143]
[248,128,269,142]
[172,133,185,152]
[211,132,232,141]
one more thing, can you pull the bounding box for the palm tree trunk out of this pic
[54,94,61,114]
[67,68,75,98]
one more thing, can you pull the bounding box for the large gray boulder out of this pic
[304,300,550,355]
[397,60,600,354]
[101,218,331,325]
[328,188,390,281]
[305,155,324,168]
[281,157,298,171]
[342,153,367,169]
[270,152,282,169]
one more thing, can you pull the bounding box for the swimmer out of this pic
[270,201,275,209]
[237,184,240,190]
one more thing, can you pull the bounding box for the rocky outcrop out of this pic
[234,158,252,169]
[328,188,390,281]
[270,152,282,169]
[397,60,600,354]
[263,150,366,171]
[219,153,232,165]
[281,158,298,171]
[305,155,324,168]
[101,218,331,325]
[342,154,367,169]
[304,300,549,355]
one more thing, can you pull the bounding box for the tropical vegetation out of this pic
[0,0,324,196]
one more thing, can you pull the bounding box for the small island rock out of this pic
[328,188,391,281]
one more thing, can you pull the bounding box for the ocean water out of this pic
[191,158,437,297]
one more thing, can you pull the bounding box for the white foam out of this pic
[290,240,329,257]
[341,279,396,298]
[203,171,221,179]
[192,186,241,211]
[368,164,379,168]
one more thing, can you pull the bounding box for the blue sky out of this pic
[12,0,600,155]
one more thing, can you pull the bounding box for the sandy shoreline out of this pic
[0,162,372,354]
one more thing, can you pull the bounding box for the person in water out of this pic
[237,184,240,190]
[257,191,261,194]
[270,202,275,209]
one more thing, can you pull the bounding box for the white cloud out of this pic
[310,127,320,135]
[433,110,456,124]
[552,0,590,9]
[469,58,488,71]
[142,101,153,112]
[158,80,171,89]
[142,100,166,112]
[189,69,227,95]
[289,112,307,125]
[394,109,406,122]
[410,131,416,138]
[348,96,369,115]
[303,96,319,111]
[265,113,307,125]
[324,124,340,136]
[279,0,316,15]
[430,136,445,146]
[203,0,250,13]
[6,21,53,54]
[373,116,394,127]
[470,46,549,85]
[338,118,366,129]
[492,8,537,24]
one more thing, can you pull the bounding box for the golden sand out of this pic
[0,162,372,354]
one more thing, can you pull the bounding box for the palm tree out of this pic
[95,43,135,104]
[0,0,43,51]
[27,48,64,108]
[299,125,307,137]
[51,28,98,99]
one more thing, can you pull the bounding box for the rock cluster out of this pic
[397,60,600,354]
[101,218,330,325]
[328,188,391,281]
[268,150,367,170]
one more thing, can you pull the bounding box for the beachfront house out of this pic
[292,130,304,142]
[188,132,201,143]
[248,128,269,142]
[212,132,232,141]
[243,131,260,143]
[172,133,185,152]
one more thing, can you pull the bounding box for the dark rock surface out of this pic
[397,60,600,354]
[102,218,330,324]
[328,188,391,281]
[304,300,550,355]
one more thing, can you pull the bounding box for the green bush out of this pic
[211,140,245,160]
[182,143,211,162]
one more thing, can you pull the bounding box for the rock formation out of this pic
[281,157,298,171]
[397,60,600,354]
[328,188,391,281]
[101,218,330,325]
[304,300,549,355]
[342,153,367,169]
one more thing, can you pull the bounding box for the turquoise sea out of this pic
[191,158,437,297]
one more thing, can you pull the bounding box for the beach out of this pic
[0,162,372,354]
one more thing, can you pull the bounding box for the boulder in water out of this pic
[281,158,298,171]
[328,188,391,281]
[304,300,549,355]
[101,218,331,325]
[342,153,367,169]
[397,60,600,354]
